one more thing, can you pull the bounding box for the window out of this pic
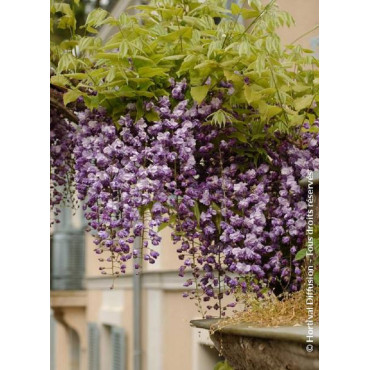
[111,327,126,370]
[51,206,85,290]
[100,324,126,370]
[88,323,100,370]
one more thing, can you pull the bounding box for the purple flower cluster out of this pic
[171,116,319,315]
[50,103,76,223]
[73,107,168,272]
[50,78,319,316]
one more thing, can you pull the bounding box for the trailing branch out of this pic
[50,89,78,124]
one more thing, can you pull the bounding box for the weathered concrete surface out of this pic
[211,331,318,370]
[191,320,319,370]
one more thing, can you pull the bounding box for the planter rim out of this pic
[298,170,319,187]
[190,319,319,345]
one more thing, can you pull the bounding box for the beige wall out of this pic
[162,291,197,370]
[276,0,319,50]
[52,306,87,370]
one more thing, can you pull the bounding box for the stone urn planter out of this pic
[191,319,319,370]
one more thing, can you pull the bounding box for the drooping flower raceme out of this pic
[51,79,319,316]
[50,89,76,223]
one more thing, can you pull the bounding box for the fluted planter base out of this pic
[191,319,319,370]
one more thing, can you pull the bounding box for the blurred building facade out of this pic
[50,1,318,369]
[51,205,222,370]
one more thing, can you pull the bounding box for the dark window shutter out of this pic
[111,327,125,370]
[51,230,85,290]
[51,204,85,290]
[67,231,85,287]
[88,323,100,370]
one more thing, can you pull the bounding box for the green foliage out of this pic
[51,1,77,32]
[207,109,236,127]
[63,89,81,105]
[294,248,307,261]
[214,360,234,370]
[191,85,210,103]
[50,0,319,138]
[314,271,319,285]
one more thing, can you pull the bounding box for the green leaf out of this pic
[307,113,316,125]
[56,53,78,73]
[214,361,234,370]
[258,102,282,119]
[224,70,244,88]
[206,109,234,127]
[313,225,319,238]
[158,222,169,232]
[50,75,71,88]
[118,12,129,26]
[256,54,266,74]
[238,41,250,56]
[292,84,311,93]
[294,249,307,261]
[177,55,198,75]
[105,69,117,84]
[160,27,193,42]
[210,202,222,233]
[241,9,260,19]
[161,55,186,61]
[288,114,305,126]
[58,14,76,31]
[138,67,168,78]
[63,89,81,105]
[243,85,261,104]
[313,238,319,255]
[133,90,155,98]
[214,212,222,234]
[119,40,129,58]
[193,201,200,225]
[207,40,222,58]
[259,87,276,97]
[248,0,262,12]
[231,132,248,143]
[145,110,160,122]
[135,100,144,121]
[231,3,241,15]
[190,85,210,104]
[86,25,99,34]
[84,94,100,110]
[314,271,319,285]
[54,3,74,17]
[157,214,178,231]
[78,36,95,52]
[211,202,220,212]
[85,8,109,28]
[194,60,219,71]
[295,95,314,111]
[153,88,169,97]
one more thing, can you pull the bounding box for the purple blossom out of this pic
[52,78,319,317]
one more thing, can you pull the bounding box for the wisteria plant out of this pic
[50,0,319,318]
